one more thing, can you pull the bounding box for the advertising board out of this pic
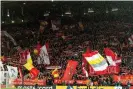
[56,86,121,89]
[16,85,54,89]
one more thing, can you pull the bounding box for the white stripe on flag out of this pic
[85,53,100,62]
[106,56,116,66]
[115,59,121,63]
[85,52,108,71]
[92,63,108,71]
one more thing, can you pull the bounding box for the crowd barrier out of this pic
[56,86,123,89]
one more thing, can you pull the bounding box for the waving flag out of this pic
[114,56,122,65]
[7,65,18,79]
[83,51,108,72]
[29,68,39,79]
[23,52,39,79]
[104,48,117,66]
[104,48,121,66]
[37,45,50,65]
[23,52,34,70]
[52,68,59,78]
[62,60,78,80]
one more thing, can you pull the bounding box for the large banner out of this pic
[89,65,120,75]
[83,51,108,72]
[12,78,46,86]
[7,65,18,79]
[56,85,76,89]
[16,85,54,89]
[62,60,78,80]
[54,79,89,85]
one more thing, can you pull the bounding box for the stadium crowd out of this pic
[1,20,133,86]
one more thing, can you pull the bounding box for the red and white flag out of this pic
[104,48,121,66]
[83,51,108,72]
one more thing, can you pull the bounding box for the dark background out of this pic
[1,1,133,26]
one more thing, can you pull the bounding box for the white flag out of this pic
[0,61,5,84]
[38,45,50,65]
[51,20,60,31]
[7,65,18,79]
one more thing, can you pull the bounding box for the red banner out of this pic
[13,78,46,86]
[76,80,89,85]
[62,60,78,80]
[113,75,133,85]
[54,79,89,85]
[89,65,120,75]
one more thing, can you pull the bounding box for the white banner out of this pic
[0,61,4,84]
[0,61,5,84]
[38,45,50,65]
[7,65,18,79]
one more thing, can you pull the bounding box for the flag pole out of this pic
[22,67,24,88]
[6,71,8,88]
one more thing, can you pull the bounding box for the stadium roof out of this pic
[1,1,133,24]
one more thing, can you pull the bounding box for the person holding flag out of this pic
[23,51,39,79]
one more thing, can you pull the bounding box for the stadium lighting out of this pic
[88,8,94,13]
[65,8,71,15]
[51,0,53,2]
[2,21,4,24]
[65,11,71,15]
[22,20,24,22]
[11,20,15,23]
[7,9,10,17]
[43,11,50,16]
[112,8,118,12]
[7,14,10,17]
[44,13,49,16]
